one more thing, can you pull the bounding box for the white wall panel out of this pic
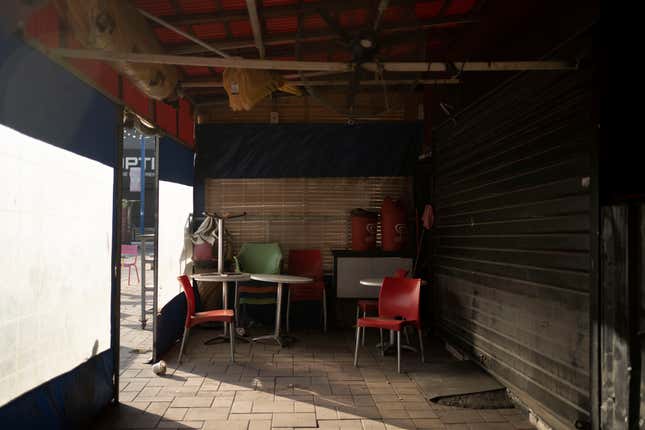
[157,180,193,307]
[0,124,113,406]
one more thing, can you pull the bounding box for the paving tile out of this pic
[271,413,317,428]
[438,410,484,424]
[184,407,231,420]
[232,401,254,414]
[249,421,273,430]
[157,420,205,429]
[164,408,188,420]
[407,409,437,419]
[318,419,363,430]
[315,406,339,420]
[467,423,515,430]
[361,419,387,430]
[379,409,410,419]
[229,414,274,421]
[383,418,416,430]
[171,397,215,408]
[413,418,445,429]
[203,419,250,430]
[253,401,295,413]
[477,410,508,423]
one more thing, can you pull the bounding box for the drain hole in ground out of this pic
[430,389,514,409]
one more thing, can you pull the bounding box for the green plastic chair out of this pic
[235,242,282,305]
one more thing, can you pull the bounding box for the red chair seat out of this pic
[357,299,378,312]
[357,316,417,331]
[189,309,234,327]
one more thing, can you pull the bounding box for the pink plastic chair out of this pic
[121,244,139,286]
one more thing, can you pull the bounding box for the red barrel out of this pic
[381,197,407,251]
[351,209,378,251]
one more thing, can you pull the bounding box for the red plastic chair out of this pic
[121,244,139,286]
[177,275,235,363]
[286,250,327,332]
[356,268,409,345]
[354,276,424,373]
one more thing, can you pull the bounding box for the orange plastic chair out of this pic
[177,275,235,363]
[121,244,139,286]
[354,277,424,373]
[286,250,327,332]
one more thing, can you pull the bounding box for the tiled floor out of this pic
[96,281,534,430]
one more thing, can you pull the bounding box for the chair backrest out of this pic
[288,249,323,280]
[121,244,138,256]
[178,275,196,326]
[378,277,421,321]
[393,268,409,278]
[235,242,282,274]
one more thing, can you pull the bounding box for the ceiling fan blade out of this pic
[317,8,351,44]
[346,66,362,112]
[372,0,390,33]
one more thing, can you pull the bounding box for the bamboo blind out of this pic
[205,177,412,271]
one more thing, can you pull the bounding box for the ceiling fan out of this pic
[298,0,392,118]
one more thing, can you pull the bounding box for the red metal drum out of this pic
[381,197,407,251]
[351,209,378,251]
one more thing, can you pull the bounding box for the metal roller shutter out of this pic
[432,70,594,429]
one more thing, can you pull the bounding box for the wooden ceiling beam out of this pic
[181,78,461,88]
[52,48,576,73]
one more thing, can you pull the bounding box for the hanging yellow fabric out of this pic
[223,68,301,111]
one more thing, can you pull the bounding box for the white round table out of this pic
[360,277,428,287]
[191,272,251,343]
[359,278,384,287]
[249,273,313,347]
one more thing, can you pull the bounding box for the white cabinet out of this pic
[333,251,413,298]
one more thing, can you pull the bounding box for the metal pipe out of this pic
[137,8,231,58]
[245,0,265,58]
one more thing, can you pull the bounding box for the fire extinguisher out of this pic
[381,197,407,251]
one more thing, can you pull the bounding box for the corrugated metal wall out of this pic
[431,70,594,429]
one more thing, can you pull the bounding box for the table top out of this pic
[359,277,428,287]
[192,272,251,282]
[250,274,313,284]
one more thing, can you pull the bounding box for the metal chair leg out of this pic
[397,331,401,373]
[286,288,291,333]
[418,327,425,363]
[234,281,240,326]
[353,324,361,367]
[178,327,189,364]
[361,310,367,346]
[380,329,384,357]
[404,326,411,345]
[230,322,236,362]
[322,290,327,333]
